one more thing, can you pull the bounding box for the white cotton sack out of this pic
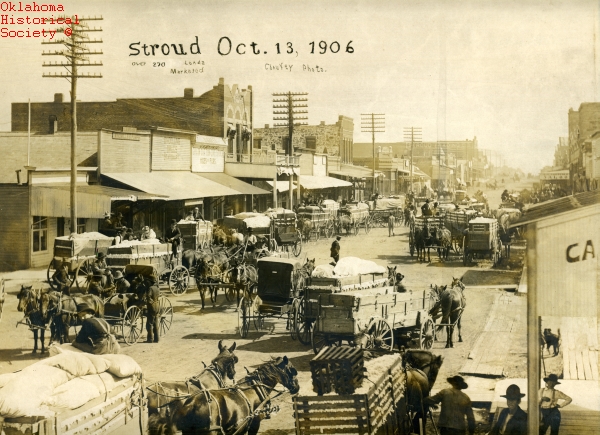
[44,377,101,410]
[334,257,386,276]
[0,373,18,388]
[80,372,120,394]
[41,350,109,376]
[102,354,142,378]
[0,365,70,418]
[311,264,335,278]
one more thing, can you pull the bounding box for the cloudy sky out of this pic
[0,0,598,173]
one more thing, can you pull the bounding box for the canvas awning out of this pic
[103,171,243,200]
[34,183,167,201]
[265,180,296,193]
[329,165,383,179]
[297,175,352,190]
[198,172,269,195]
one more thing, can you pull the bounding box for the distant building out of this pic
[568,103,600,191]
[554,137,569,169]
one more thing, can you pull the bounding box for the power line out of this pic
[361,113,385,196]
[43,16,103,234]
[272,92,308,156]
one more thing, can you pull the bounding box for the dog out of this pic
[395,273,407,293]
[542,328,561,356]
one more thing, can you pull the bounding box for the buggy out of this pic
[269,208,302,256]
[103,264,173,345]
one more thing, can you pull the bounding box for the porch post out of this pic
[289,175,293,209]
[296,174,301,205]
[273,175,278,208]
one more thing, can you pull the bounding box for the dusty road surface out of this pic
[0,183,529,434]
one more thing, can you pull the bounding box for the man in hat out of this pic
[489,384,527,435]
[114,270,131,295]
[539,374,572,435]
[424,375,476,435]
[73,310,120,355]
[142,274,161,343]
[193,206,204,221]
[330,235,341,265]
[165,219,182,262]
[245,227,257,251]
[421,198,432,217]
[51,259,71,295]
[92,252,114,288]
[140,225,157,240]
[113,212,125,229]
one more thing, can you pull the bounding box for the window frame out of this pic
[32,216,48,252]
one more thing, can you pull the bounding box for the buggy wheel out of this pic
[122,305,143,345]
[290,299,300,340]
[295,300,312,345]
[237,297,250,338]
[292,235,302,257]
[158,296,173,336]
[74,258,94,292]
[168,266,189,296]
[367,318,394,351]
[311,322,328,354]
[419,317,435,350]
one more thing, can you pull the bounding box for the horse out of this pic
[298,218,313,241]
[43,292,105,344]
[230,262,258,302]
[212,226,228,246]
[388,215,396,236]
[404,208,415,227]
[148,356,300,435]
[433,227,452,261]
[195,248,230,309]
[147,340,238,418]
[17,285,52,353]
[401,349,444,435]
[337,214,353,235]
[429,277,466,348]
[292,258,315,295]
[415,224,433,263]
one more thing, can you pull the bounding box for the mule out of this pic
[401,349,444,435]
[433,227,452,261]
[43,292,105,344]
[147,340,238,418]
[148,356,300,435]
[17,285,52,353]
[415,224,433,263]
[429,278,466,348]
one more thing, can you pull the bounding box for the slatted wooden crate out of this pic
[294,354,406,435]
[310,346,365,395]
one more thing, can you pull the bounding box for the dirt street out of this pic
[0,182,530,434]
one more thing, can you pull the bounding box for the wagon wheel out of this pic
[419,317,435,350]
[311,321,328,354]
[293,299,312,345]
[47,259,68,291]
[122,305,143,345]
[74,258,95,292]
[168,265,189,296]
[292,232,302,257]
[364,217,371,234]
[237,297,250,338]
[367,318,394,351]
[158,296,173,336]
[353,222,359,236]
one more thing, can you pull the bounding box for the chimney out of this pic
[184,88,194,98]
[320,121,325,126]
[218,77,224,85]
[54,93,63,103]
[265,124,269,128]
[49,115,57,134]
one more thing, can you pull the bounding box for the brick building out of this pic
[11,78,254,157]
[568,104,600,191]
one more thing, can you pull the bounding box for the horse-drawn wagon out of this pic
[463,217,502,265]
[103,264,173,345]
[47,232,114,292]
[443,209,477,254]
[0,351,147,435]
[237,257,314,338]
[178,219,213,250]
[338,202,371,235]
[310,286,436,354]
[408,216,445,259]
[369,197,404,227]
[298,206,334,241]
[266,208,302,256]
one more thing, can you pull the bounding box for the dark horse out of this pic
[189,247,230,309]
[230,261,258,302]
[429,277,466,348]
[42,291,105,344]
[17,285,52,353]
[148,356,300,435]
[415,223,434,263]
[147,340,238,418]
[401,349,444,435]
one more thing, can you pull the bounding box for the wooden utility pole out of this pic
[361,113,385,196]
[42,16,103,234]
[273,92,308,209]
[403,127,422,194]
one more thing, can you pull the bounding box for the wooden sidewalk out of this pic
[459,292,525,377]
[560,317,599,381]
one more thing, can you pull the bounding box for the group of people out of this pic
[426,373,571,435]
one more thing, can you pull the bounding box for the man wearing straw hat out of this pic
[489,384,527,435]
[424,375,476,435]
[539,374,572,435]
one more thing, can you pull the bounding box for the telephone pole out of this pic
[273,92,307,208]
[361,113,385,196]
[404,127,422,193]
[43,16,103,234]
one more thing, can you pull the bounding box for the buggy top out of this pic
[257,257,304,303]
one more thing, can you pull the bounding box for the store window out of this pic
[32,216,48,252]
[253,138,262,149]
[77,218,86,234]
[305,136,317,150]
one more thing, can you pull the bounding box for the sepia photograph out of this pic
[0,0,598,434]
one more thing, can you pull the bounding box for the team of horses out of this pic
[414,222,453,263]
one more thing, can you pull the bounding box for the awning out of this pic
[34,183,167,201]
[265,180,296,193]
[103,171,243,200]
[198,172,269,195]
[298,175,352,190]
[397,165,430,178]
[329,165,383,179]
